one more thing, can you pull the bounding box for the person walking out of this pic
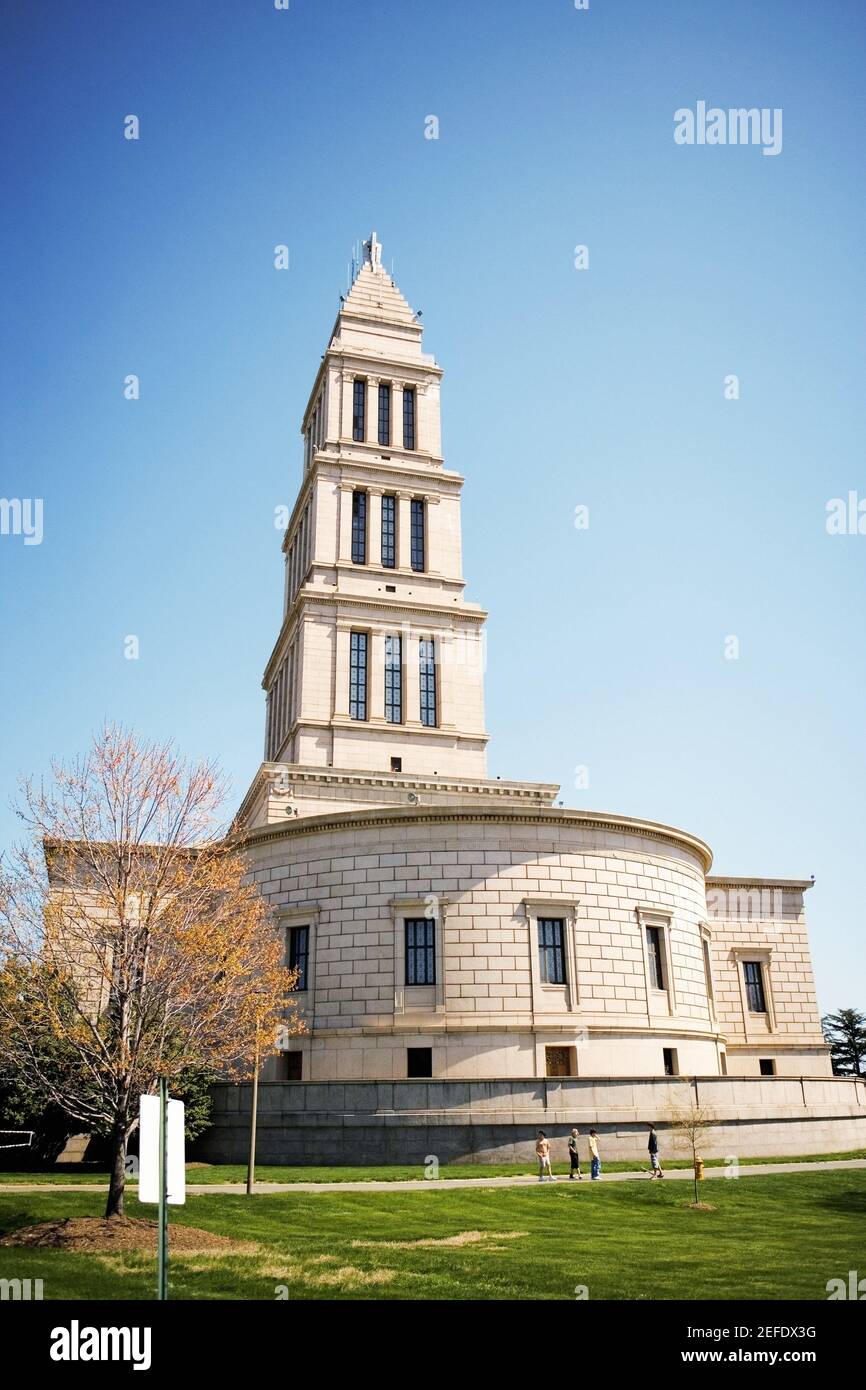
[568,1127,583,1180]
[589,1128,602,1180]
[535,1130,554,1182]
[647,1122,664,1178]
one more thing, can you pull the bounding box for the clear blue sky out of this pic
[1,0,864,1012]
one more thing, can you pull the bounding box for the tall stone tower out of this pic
[239,235,553,826]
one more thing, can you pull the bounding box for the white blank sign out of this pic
[138,1094,186,1205]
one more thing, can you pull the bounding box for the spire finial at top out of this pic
[363,230,383,272]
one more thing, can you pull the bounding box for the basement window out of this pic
[759,1058,776,1076]
[407,1047,432,1079]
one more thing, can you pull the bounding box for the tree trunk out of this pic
[105,1126,127,1219]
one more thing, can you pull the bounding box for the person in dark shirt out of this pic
[568,1127,582,1180]
[648,1122,663,1178]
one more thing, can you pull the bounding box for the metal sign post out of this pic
[157,1078,168,1301]
[139,1085,185,1301]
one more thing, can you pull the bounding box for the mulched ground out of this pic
[0,1216,252,1254]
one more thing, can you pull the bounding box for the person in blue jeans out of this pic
[589,1128,602,1180]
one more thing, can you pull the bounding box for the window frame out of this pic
[743,959,767,1014]
[287,924,310,992]
[384,633,403,724]
[378,382,391,446]
[381,493,396,568]
[351,489,367,565]
[352,378,366,442]
[419,637,437,727]
[349,630,369,721]
[410,497,426,572]
[403,386,416,449]
[645,924,665,991]
[538,917,567,985]
[405,917,436,986]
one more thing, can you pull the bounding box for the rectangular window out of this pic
[759,1058,776,1076]
[646,925,665,991]
[352,379,366,442]
[407,1047,432,1078]
[743,960,767,1013]
[351,489,367,564]
[403,386,416,449]
[663,1047,678,1076]
[405,918,435,985]
[538,918,567,985]
[381,494,396,568]
[384,634,402,724]
[545,1046,574,1077]
[378,383,391,445]
[287,925,309,992]
[349,631,368,720]
[419,638,437,726]
[390,756,402,772]
[410,498,426,572]
[702,938,715,1012]
[280,1052,303,1081]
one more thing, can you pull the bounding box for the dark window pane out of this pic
[743,961,766,1013]
[353,379,366,442]
[288,925,309,992]
[381,494,396,568]
[351,490,367,564]
[759,1058,775,1076]
[403,387,415,449]
[538,918,566,985]
[284,1052,303,1081]
[378,383,390,445]
[419,638,436,726]
[407,1047,432,1078]
[646,926,665,990]
[410,498,426,572]
[405,918,436,985]
[385,634,402,724]
[350,631,368,720]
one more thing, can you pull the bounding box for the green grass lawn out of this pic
[0,1170,862,1300]
[1,1148,863,1185]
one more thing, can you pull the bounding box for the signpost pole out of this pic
[157,1077,168,1300]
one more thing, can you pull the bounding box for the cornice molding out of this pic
[240,801,714,872]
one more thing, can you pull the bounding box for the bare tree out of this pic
[0,725,303,1218]
[666,1083,717,1206]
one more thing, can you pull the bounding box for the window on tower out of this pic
[381,494,396,568]
[349,631,368,720]
[419,638,437,726]
[384,634,402,724]
[353,379,366,442]
[378,383,391,446]
[351,490,367,564]
[410,498,426,572]
[403,386,416,449]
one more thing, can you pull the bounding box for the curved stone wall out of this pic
[247,805,726,1081]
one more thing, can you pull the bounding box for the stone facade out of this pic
[235,234,834,1116]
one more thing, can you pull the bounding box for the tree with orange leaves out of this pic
[0,724,303,1217]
